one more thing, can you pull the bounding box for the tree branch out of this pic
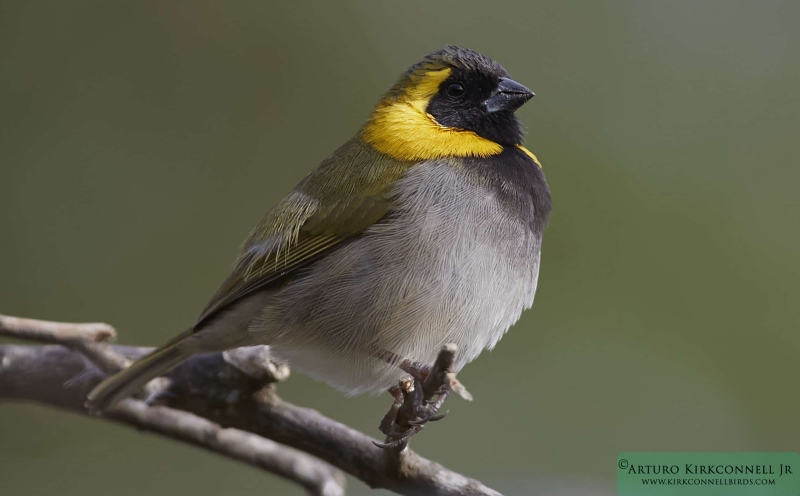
[0,343,346,496]
[0,313,116,343]
[0,314,503,496]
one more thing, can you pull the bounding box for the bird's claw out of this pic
[372,429,420,450]
[375,375,451,449]
[408,410,448,425]
[375,346,469,449]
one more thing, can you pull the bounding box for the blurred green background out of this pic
[2,1,799,495]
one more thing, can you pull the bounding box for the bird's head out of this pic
[362,46,535,162]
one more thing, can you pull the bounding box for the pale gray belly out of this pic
[252,161,542,395]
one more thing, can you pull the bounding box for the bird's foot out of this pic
[377,383,407,437]
[375,378,450,448]
[374,355,456,449]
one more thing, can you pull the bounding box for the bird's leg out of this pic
[374,380,423,448]
[399,359,430,381]
[373,346,468,449]
[378,384,405,436]
[374,371,451,449]
[399,359,450,424]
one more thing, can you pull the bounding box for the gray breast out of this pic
[254,160,543,395]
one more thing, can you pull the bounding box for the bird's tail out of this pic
[86,333,196,412]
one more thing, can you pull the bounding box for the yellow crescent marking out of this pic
[516,145,542,168]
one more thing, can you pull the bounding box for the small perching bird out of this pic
[87,46,552,423]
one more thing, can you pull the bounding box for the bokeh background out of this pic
[2,1,799,495]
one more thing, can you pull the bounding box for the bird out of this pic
[86,45,552,417]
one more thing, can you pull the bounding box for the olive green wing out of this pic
[194,193,392,328]
[194,137,411,328]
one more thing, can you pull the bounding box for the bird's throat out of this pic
[362,68,504,162]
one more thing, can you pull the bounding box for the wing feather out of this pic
[193,138,408,329]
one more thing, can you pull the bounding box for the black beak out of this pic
[485,77,535,113]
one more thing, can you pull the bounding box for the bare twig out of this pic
[423,344,473,402]
[0,313,129,373]
[0,313,116,343]
[0,314,504,496]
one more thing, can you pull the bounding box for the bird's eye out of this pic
[446,82,466,97]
